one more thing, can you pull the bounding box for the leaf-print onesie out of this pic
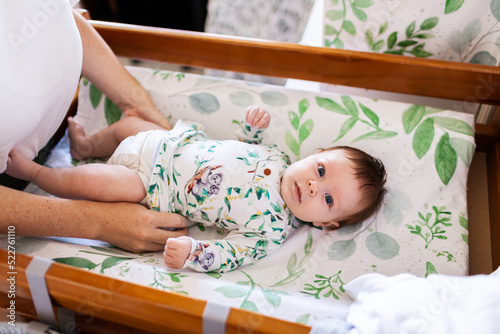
[147,120,292,273]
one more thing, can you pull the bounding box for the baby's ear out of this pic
[314,221,340,228]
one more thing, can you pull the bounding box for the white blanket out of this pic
[344,268,500,334]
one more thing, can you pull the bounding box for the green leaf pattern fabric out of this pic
[324,0,500,65]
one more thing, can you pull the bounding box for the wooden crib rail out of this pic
[90,20,500,106]
[0,250,310,333]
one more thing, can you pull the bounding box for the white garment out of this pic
[0,0,82,173]
[107,129,170,205]
[345,268,500,334]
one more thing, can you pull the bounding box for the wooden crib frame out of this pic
[1,17,500,333]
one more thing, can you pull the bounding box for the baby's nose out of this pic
[307,180,317,196]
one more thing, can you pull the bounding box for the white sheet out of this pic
[345,268,500,334]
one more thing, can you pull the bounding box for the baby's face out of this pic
[280,149,363,227]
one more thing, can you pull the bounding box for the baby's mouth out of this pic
[295,182,302,203]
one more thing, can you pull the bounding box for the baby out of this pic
[6,106,386,273]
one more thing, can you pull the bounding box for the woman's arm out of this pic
[1,11,186,251]
[1,185,188,252]
[72,11,172,130]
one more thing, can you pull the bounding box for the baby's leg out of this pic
[164,236,192,269]
[7,149,145,202]
[68,116,166,160]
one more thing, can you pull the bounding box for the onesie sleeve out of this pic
[182,215,289,273]
[234,121,265,144]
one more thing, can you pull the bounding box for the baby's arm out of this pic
[245,105,270,129]
[235,106,271,144]
[6,149,145,202]
[163,236,192,269]
[164,228,284,273]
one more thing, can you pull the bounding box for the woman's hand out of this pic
[2,184,188,254]
[122,106,172,130]
[95,203,189,253]
[73,10,172,131]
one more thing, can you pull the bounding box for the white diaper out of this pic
[107,129,169,204]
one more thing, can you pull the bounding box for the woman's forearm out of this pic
[2,185,100,239]
[72,11,171,129]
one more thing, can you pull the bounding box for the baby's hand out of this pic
[245,105,270,129]
[163,236,192,269]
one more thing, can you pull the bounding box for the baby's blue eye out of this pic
[318,165,325,177]
[325,194,333,206]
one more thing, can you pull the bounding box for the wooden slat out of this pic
[91,20,500,105]
[0,250,310,334]
[475,123,500,153]
[487,143,500,270]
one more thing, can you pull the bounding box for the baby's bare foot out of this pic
[5,149,41,181]
[67,117,91,160]
[163,236,192,269]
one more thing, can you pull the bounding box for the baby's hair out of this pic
[319,146,387,227]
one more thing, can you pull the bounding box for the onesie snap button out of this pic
[264,168,271,176]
